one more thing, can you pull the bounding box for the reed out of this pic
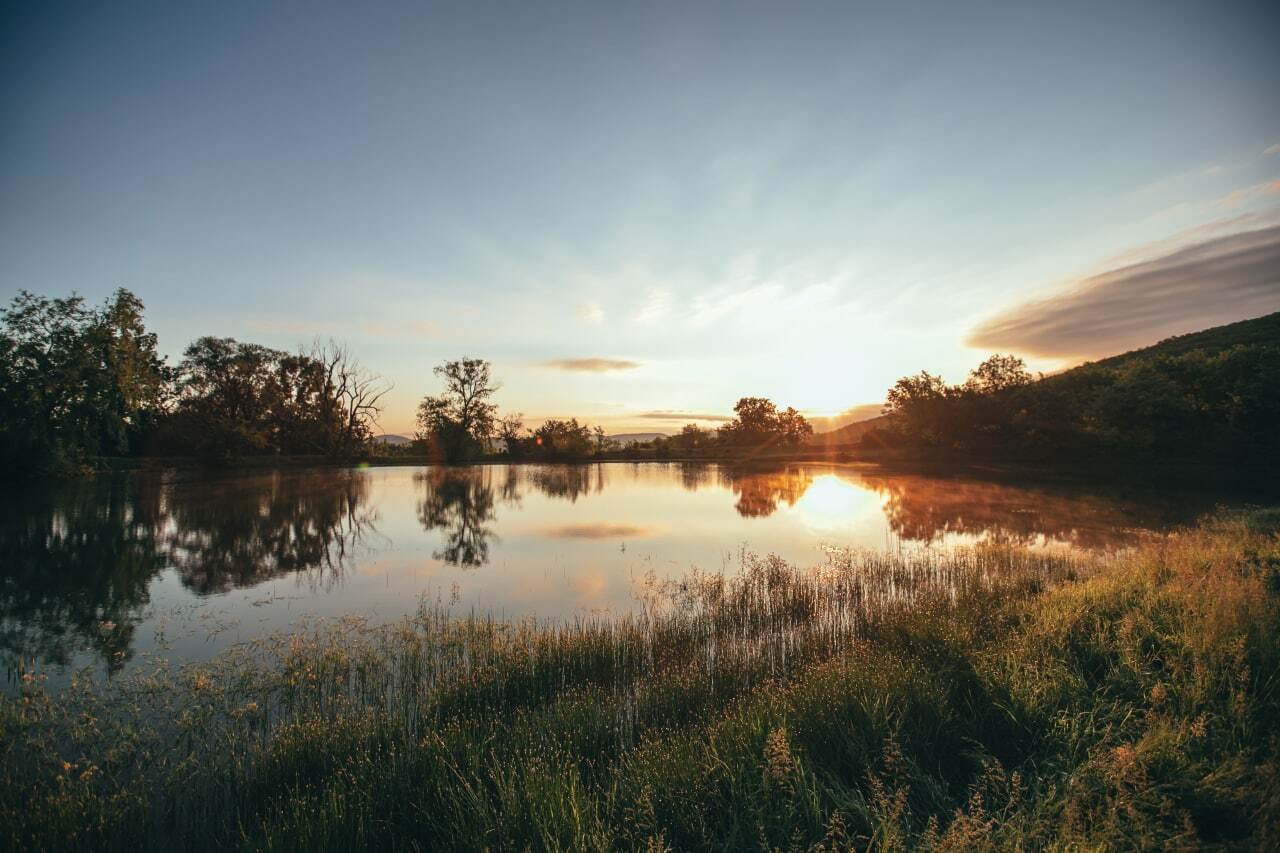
[2,511,1277,850]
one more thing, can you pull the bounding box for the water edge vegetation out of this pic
[3,509,1278,850]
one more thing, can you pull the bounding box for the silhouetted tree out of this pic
[0,288,168,474]
[532,418,594,459]
[963,354,1032,394]
[416,358,499,461]
[718,398,813,447]
[304,340,391,456]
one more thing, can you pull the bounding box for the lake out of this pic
[0,461,1249,684]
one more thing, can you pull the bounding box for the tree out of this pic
[0,288,168,474]
[497,412,526,457]
[964,354,1032,394]
[674,423,711,451]
[415,358,500,461]
[882,371,952,446]
[532,418,594,459]
[304,340,391,457]
[165,337,291,458]
[718,398,813,447]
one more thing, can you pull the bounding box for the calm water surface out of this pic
[0,462,1247,683]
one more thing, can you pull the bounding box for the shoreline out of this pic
[92,449,1280,493]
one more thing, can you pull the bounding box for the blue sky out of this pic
[2,1,1278,434]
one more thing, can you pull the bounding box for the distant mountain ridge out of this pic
[608,432,668,446]
[809,415,887,446]
[374,434,413,446]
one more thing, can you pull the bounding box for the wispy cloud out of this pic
[543,358,641,372]
[580,301,605,325]
[1265,143,1280,156]
[634,288,671,323]
[634,410,732,423]
[968,225,1280,360]
[1213,180,1280,209]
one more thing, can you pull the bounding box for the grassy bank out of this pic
[3,513,1278,850]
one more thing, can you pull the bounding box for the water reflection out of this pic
[859,472,1223,549]
[415,468,499,567]
[0,462,1254,677]
[0,470,376,673]
[168,471,376,593]
[0,478,162,672]
[724,466,815,517]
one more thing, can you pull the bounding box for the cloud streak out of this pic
[968,225,1280,360]
[634,410,733,423]
[543,358,641,372]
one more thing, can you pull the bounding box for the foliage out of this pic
[154,338,388,461]
[2,511,1278,850]
[415,358,500,462]
[0,289,169,475]
[718,397,813,448]
[530,417,595,460]
[874,314,1280,462]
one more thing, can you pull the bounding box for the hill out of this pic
[1088,310,1280,369]
[871,310,1280,464]
[809,414,888,447]
[374,434,413,446]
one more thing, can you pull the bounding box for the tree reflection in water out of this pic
[414,468,499,567]
[724,466,815,517]
[0,469,378,673]
[0,477,163,673]
[525,464,602,502]
[164,470,377,593]
[413,465,608,566]
[860,471,1223,549]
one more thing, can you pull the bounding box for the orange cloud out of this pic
[543,358,641,372]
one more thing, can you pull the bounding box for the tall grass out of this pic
[2,512,1278,850]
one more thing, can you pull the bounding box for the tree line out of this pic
[0,289,392,474]
[0,289,814,475]
[867,315,1280,463]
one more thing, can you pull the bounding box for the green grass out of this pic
[3,512,1279,851]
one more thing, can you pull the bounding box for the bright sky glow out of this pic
[2,1,1278,434]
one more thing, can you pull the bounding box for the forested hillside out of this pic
[860,312,1280,463]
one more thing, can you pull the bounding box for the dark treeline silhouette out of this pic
[1,288,814,476]
[0,289,389,475]
[861,312,1280,466]
[0,290,168,475]
[413,359,814,463]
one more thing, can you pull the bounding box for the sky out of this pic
[2,1,1279,436]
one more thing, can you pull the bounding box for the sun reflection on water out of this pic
[789,474,878,531]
